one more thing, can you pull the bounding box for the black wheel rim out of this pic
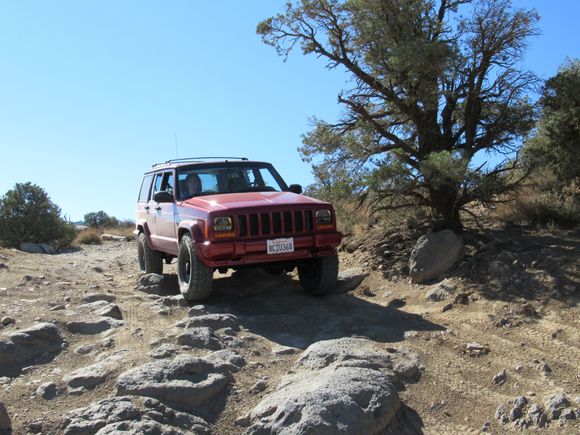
[179,245,192,285]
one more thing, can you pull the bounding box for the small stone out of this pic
[492,369,507,385]
[481,421,491,432]
[1,317,15,326]
[510,406,522,421]
[496,403,509,423]
[514,396,528,408]
[48,304,65,311]
[442,303,453,312]
[250,379,267,394]
[235,415,251,427]
[560,408,576,420]
[546,394,569,419]
[36,382,57,400]
[527,404,547,428]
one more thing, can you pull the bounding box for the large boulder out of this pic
[409,230,464,283]
[116,350,245,413]
[0,322,64,376]
[60,396,209,435]
[246,338,421,434]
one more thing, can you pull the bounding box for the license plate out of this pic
[267,237,294,255]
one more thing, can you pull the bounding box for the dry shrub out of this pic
[495,181,580,227]
[75,228,102,245]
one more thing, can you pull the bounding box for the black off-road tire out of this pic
[178,234,213,301]
[138,232,163,274]
[298,254,339,295]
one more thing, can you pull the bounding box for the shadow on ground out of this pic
[204,269,445,350]
[455,227,579,306]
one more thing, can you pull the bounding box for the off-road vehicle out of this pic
[135,157,342,300]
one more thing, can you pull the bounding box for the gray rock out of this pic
[148,344,181,360]
[97,303,123,320]
[116,351,244,412]
[179,314,239,331]
[176,327,221,350]
[36,382,57,399]
[409,230,464,283]
[100,234,127,242]
[0,322,64,376]
[295,338,421,385]
[60,396,209,435]
[546,394,569,419]
[38,243,56,254]
[0,317,15,326]
[74,344,96,355]
[560,408,576,420]
[527,404,547,428]
[19,242,44,254]
[514,396,528,408]
[159,295,190,307]
[187,304,210,316]
[135,274,177,295]
[0,401,10,432]
[496,404,509,424]
[248,366,399,435]
[64,351,128,391]
[426,287,450,301]
[66,318,123,334]
[82,293,116,303]
[492,369,507,385]
[335,268,368,293]
[510,406,522,421]
[250,379,268,394]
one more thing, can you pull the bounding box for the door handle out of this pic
[155,206,162,211]
[144,206,150,211]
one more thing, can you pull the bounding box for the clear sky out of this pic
[0,0,578,222]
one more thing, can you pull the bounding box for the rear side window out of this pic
[138,175,153,202]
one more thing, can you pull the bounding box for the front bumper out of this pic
[196,232,342,268]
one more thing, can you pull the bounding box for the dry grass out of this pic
[75,228,102,245]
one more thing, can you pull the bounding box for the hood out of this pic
[182,191,328,213]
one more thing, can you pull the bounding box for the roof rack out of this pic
[152,157,248,167]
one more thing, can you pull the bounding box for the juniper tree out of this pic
[258,0,539,231]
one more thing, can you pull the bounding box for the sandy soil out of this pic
[0,226,578,434]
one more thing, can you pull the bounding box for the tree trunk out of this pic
[429,186,463,233]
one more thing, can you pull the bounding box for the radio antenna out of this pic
[174,132,179,159]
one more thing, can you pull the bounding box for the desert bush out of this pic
[0,182,77,248]
[75,228,102,245]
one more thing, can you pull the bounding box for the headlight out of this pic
[316,209,332,225]
[213,216,233,232]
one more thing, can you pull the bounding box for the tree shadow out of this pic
[455,226,579,307]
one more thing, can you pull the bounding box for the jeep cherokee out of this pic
[135,157,342,301]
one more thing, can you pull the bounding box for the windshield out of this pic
[176,163,287,200]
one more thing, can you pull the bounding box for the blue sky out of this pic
[0,0,578,222]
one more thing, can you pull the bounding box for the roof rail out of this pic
[152,157,248,167]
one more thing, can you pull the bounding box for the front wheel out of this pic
[298,254,339,295]
[138,232,163,274]
[177,234,213,301]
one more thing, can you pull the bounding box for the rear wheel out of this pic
[178,234,213,301]
[138,232,163,274]
[298,254,339,295]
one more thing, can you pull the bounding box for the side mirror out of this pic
[153,190,174,203]
[288,184,303,194]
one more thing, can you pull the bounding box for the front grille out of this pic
[236,210,315,237]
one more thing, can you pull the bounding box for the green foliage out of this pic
[84,210,119,228]
[259,0,539,231]
[0,182,76,248]
[524,59,580,191]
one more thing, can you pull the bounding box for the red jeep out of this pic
[135,158,342,300]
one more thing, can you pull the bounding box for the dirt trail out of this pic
[0,230,578,434]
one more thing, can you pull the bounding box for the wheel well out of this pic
[178,228,190,241]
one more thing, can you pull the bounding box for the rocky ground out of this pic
[0,225,578,434]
